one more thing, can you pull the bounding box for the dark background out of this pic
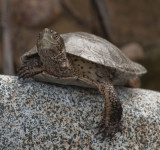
[0,0,160,91]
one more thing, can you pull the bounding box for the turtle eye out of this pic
[52,32,59,40]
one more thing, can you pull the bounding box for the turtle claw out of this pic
[17,67,26,79]
[96,120,122,140]
[18,66,43,79]
[105,122,122,138]
[17,66,31,79]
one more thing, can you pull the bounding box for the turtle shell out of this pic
[21,32,147,87]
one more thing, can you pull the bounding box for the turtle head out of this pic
[37,28,65,57]
[37,28,71,71]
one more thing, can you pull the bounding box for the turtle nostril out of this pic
[44,28,49,33]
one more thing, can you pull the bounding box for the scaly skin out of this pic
[96,82,122,138]
[68,54,122,137]
[17,55,44,78]
[18,28,123,138]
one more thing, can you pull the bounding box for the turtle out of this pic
[17,28,147,138]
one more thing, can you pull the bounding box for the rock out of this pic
[121,43,144,61]
[0,75,160,149]
[12,0,62,28]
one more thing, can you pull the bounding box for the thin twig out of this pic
[2,0,14,75]
[92,0,112,41]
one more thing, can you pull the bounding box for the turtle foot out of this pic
[97,120,122,140]
[17,57,43,79]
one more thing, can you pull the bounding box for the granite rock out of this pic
[0,75,160,149]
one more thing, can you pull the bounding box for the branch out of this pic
[92,0,112,41]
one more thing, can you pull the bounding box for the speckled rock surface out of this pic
[0,75,160,150]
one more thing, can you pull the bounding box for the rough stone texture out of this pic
[0,75,160,150]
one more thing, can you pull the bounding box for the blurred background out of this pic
[0,0,160,91]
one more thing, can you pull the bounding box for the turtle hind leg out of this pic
[95,81,123,138]
[17,56,43,79]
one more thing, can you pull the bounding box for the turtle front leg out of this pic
[17,56,44,79]
[95,81,123,138]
